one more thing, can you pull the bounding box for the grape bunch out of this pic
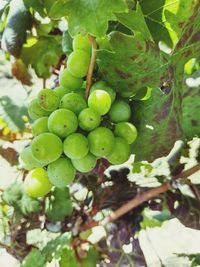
[20,34,138,198]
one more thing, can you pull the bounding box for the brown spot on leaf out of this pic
[190,31,200,43]
[191,120,198,126]
[115,68,132,79]
[130,55,138,61]
[141,76,151,83]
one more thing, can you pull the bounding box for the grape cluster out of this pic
[20,34,137,198]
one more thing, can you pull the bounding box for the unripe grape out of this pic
[72,153,97,173]
[68,50,90,78]
[28,99,50,120]
[38,89,60,112]
[48,109,78,138]
[59,68,83,89]
[107,137,130,164]
[24,168,52,198]
[78,108,101,131]
[63,133,89,159]
[88,127,115,157]
[60,93,87,115]
[88,90,111,115]
[47,158,75,188]
[54,86,71,101]
[19,146,44,170]
[90,81,116,103]
[109,100,131,123]
[73,34,91,54]
[31,133,63,164]
[114,122,137,144]
[32,117,49,136]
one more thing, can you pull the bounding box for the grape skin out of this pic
[59,68,83,89]
[25,168,52,198]
[114,122,137,144]
[88,90,111,115]
[73,34,91,54]
[60,93,87,115]
[107,137,130,164]
[109,100,131,123]
[28,99,50,120]
[90,80,116,103]
[31,133,63,165]
[71,153,97,173]
[48,109,78,138]
[38,89,60,112]
[78,108,101,131]
[88,127,115,157]
[67,50,90,78]
[32,117,49,136]
[63,133,89,159]
[47,158,75,188]
[19,146,44,170]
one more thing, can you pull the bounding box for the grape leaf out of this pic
[49,0,128,37]
[21,36,62,78]
[116,3,152,39]
[2,182,23,206]
[0,147,18,166]
[21,248,46,267]
[131,87,183,161]
[23,0,46,17]
[17,194,40,216]
[42,232,71,262]
[59,248,79,267]
[0,96,28,131]
[11,59,32,86]
[45,188,73,222]
[140,0,197,48]
[0,0,9,18]
[1,0,32,57]
[177,253,200,267]
[97,31,166,94]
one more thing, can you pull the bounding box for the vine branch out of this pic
[101,162,200,225]
[85,35,97,100]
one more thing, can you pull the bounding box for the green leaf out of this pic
[131,87,182,161]
[21,248,46,267]
[46,188,73,222]
[81,248,99,267]
[42,232,71,262]
[2,182,23,206]
[62,31,73,54]
[140,0,197,48]
[23,0,46,17]
[21,36,62,78]
[0,0,9,18]
[116,3,152,39]
[59,248,79,267]
[17,194,40,216]
[1,0,32,57]
[49,0,128,37]
[97,31,166,94]
[0,96,28,131]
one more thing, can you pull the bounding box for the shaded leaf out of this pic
[21,248,46,267]
[11,59,32,86]
[49,0,128,37]
[17,194,40,216]
[0,96,28,131]
[59,248,79,267]
[1,0,32,57]
[0,146,18,166]
[2,182,23,206]
[97,31,165,94]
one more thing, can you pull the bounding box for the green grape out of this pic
[78,108,101,131]
[88,90,111,115]
[71,153,97,173]
[48,109,78,138]
[109,100,131,123]
[24,168,52,198]
[31,133,63,164]
[114,122,137,144]
[60,93,87,115]
[90,81,116,103]
[107,137,130,164]
[63,133,89,159]
[28,99,50,120]
[68,50,90,78]
[19,146,44,170]
[73,34,91,54]
[38,88,60,112]
[47,158,75,188]
[32,117,49,136]
[59,68,83,89]
[54,86,71,101]
[88,127,115,157]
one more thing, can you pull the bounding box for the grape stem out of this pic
[85,35,97,100]
[101,162,200,225]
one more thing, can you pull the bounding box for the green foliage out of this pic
[1,0,32,57]
[45,188,73,222]
[21,248,46,267]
